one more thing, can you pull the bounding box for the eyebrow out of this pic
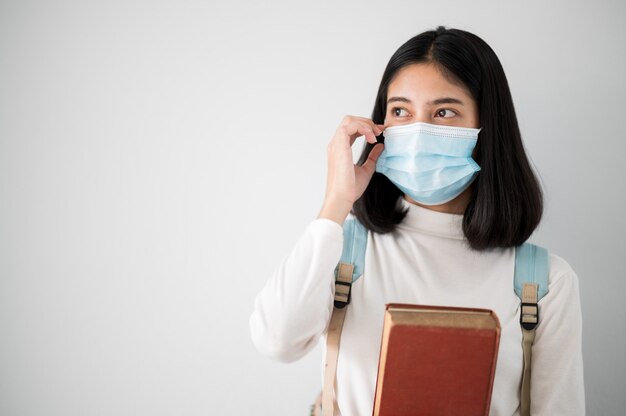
[387,96,465,106]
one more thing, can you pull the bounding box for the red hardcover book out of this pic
[372,304,501,416]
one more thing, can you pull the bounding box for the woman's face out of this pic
[383,62,480,213]
[383,63,479,129]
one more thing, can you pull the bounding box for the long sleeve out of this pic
[530,254,585,415]
[249,218,344,363]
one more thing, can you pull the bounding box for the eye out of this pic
[390,107,410,118]
[435,108,457,118]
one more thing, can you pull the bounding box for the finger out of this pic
[341,122,378,146]
[352,116,383,135]
[338,116,382,136]
[359,124,379,145]
[360,120,384,136]
[360,122,382,144]
[335,117,382,147]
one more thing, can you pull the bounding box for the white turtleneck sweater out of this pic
[249,198,585,415]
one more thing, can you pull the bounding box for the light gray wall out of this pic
[1,0,624,414]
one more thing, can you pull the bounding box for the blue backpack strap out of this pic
[514,242,550,303]
[336,217,368,282]
[514,242,550,416]
[332,217,368,308]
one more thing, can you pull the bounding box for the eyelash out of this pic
[390,106,457,118]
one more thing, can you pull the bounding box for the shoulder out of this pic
[548,251,578,285]
[309,215,345,239]
[535,251,583,342]
[544,251,581,301]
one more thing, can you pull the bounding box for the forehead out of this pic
[387,63,472,101]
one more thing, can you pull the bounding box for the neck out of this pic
[403,186,473,215]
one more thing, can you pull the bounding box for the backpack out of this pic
[312,217,549,416]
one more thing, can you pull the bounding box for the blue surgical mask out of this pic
[375,121,481,206]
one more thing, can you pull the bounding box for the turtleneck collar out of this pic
[396,196,466,240]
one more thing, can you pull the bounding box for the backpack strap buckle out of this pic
[334,263,353,309]
[520,283,539,330]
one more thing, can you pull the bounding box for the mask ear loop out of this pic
[471,129,481,161]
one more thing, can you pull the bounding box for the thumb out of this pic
[361,143,384,174]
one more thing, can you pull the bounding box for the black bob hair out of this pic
[352,26,543,251]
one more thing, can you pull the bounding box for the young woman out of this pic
[249,26,584,415]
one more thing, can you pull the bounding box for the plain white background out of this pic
[1,0,625,414]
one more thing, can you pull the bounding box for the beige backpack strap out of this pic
[321,262,353,416]
[520,283,539,416]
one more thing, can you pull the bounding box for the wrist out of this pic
[317,197,352,226]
